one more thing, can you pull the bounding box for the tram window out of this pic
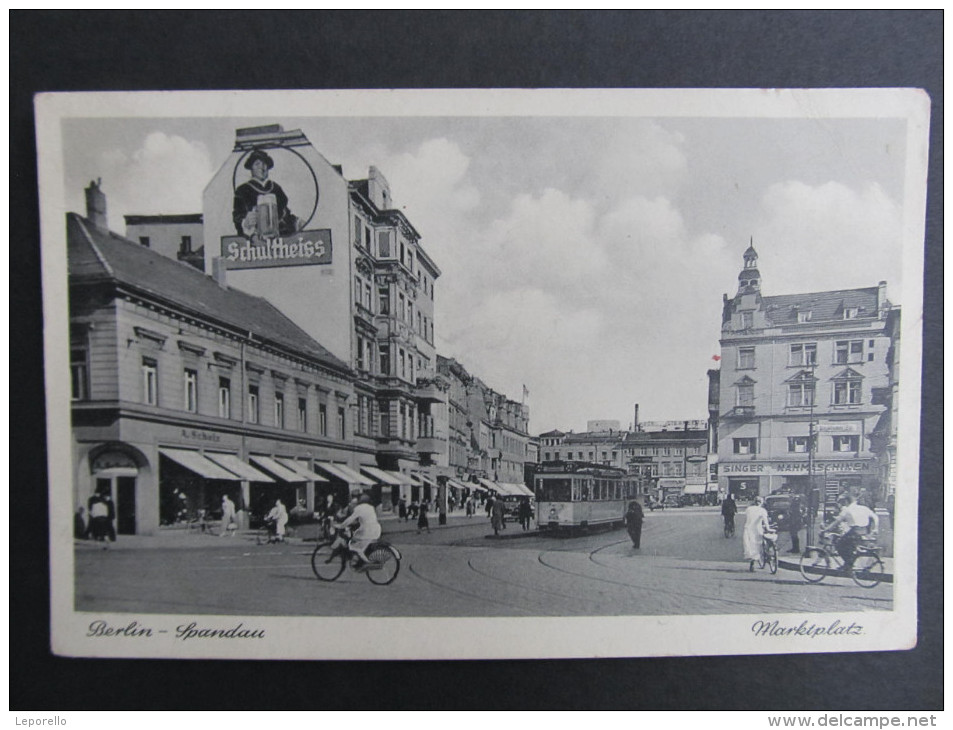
[539,479,571,502]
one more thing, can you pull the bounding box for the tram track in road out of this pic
[536,544,807,615]
[406,562,554,616]
[463,556,610,611]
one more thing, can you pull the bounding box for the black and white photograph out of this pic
[35,88,928,663]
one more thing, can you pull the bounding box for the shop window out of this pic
[247,384,259,424]
[832,435,860,452]
[70,347,89,400]
[183,368,198,413]
[142,357,158,406]
[218,377,231,419]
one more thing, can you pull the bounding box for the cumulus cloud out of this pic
[97,132,215,229]
[754,180,903,296]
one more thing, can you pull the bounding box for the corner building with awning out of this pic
[68,185,376,535]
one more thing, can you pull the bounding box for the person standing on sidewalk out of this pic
[491,498,506,537]
[786,495,805,554]
[417,500,431,534]
[398,498,408,522]
[518,498,532,531]
[220,494,237,537]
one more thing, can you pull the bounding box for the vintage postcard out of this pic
[37,88,928,660]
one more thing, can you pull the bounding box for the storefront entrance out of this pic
[91,451,140,535]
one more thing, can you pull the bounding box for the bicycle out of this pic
[757,527,778,574]
[799,531,884,589]
[310,524,401,586]
[723,513,736,538]
[255,517,295,545]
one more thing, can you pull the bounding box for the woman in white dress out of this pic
[266,499,289,542]
[742,496,772,572]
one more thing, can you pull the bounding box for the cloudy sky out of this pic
[61,106,909,433]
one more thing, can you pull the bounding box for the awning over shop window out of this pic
[159,448,243,481]
[313,461,374,486]
[446,478,471,491]
[248,455,302,482]
[275,457,329,483]
[413,473,439,488]
[682,484,707,495]
[502,482,535,498]
[360,466,410,486]
[206,453,275,482]
[480,478,515,495]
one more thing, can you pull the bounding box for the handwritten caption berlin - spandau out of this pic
[751,618,863,638]
[87,619,265,641]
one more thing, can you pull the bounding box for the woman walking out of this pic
[742,496,771,572]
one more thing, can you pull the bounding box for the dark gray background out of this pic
[10,10,942,710]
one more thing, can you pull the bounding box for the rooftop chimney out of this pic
[633,404,639,431]
[85,179,107,229]
[212,257,228,288]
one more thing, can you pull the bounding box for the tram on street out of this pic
[534,461,638,535]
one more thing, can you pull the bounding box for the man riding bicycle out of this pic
[821,493,879,574]
[721,492,738,535]
[331,493,381,569]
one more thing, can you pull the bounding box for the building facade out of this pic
[435,355,532,496]
[69,185,375,535]
[124,214,205,272]
[716,244,894,504]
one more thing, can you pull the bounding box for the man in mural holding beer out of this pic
[232,148,302,238]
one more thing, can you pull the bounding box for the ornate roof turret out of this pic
[737,237,761,295]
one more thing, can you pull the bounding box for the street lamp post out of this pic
[806,361,819,546]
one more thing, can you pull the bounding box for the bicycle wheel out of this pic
[364,544,400,586]
[766,541,778,574]
[758,543,767,570]
[311,542,346,581]
[851,553,884,589]
[799,547,829,583]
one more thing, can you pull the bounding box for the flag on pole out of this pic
[522,384,529,402]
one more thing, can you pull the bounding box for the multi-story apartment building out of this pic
[619,426,710,501]
[69,183,373,535]
[199,124,444,504]
[435,355,531,497]
[716,243,894,504]
[536,415,712,502]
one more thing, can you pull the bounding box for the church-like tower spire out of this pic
[737,237,761,295]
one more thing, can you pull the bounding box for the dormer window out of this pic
[797,311,812,323]
[843,307,859,319]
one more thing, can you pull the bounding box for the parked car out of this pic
[764,494,798,531]
[647,498,664,511]
[662,495,681,508]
